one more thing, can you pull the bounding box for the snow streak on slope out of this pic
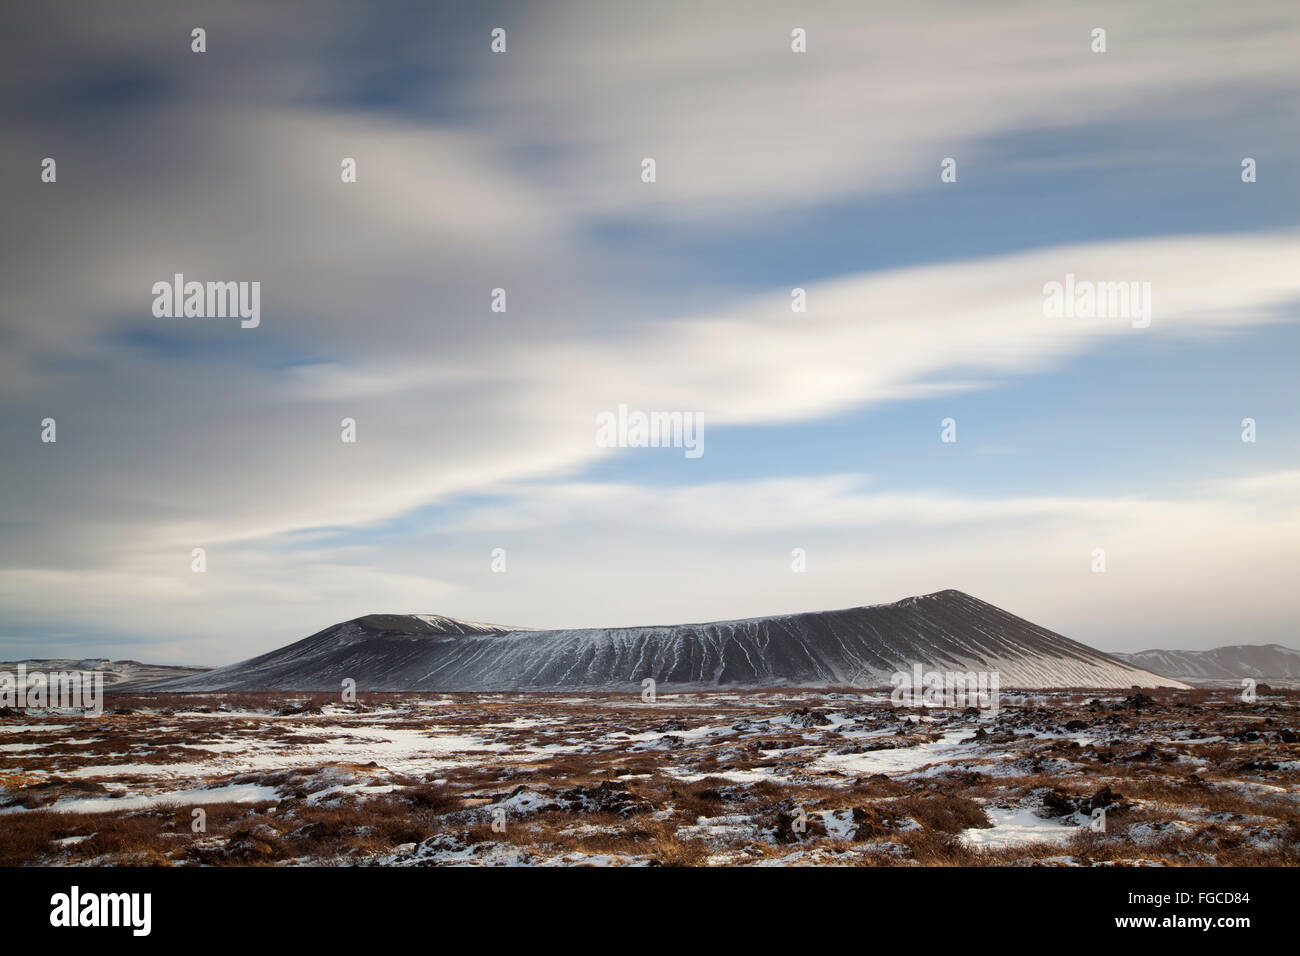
[154,590,1184,692]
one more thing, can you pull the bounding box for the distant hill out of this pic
[0,658,210,690]
[1115,644,1300,688]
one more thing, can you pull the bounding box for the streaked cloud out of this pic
[1,1,1297,661]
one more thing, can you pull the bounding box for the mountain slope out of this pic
[1115,644,1300,687]
[152,590,1183,692]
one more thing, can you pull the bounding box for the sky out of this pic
[1,0,1298,665]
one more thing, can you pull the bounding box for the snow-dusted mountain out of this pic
[0,658,209,689]
[1115,644,1300,687]
[152,590,1184,692]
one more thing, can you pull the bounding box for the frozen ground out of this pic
[0,687,1296,866]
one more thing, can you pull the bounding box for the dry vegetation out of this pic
[0,686,1297,866]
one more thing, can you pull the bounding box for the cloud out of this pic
[2,0,1298,661]
[4,469,1295,661]
[476,0,1300,220]
[6,229,1298,557]
[387,469,1300,654]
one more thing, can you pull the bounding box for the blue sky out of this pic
[1,1,1298,663]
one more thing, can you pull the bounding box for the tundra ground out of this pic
[1,687,1296,866]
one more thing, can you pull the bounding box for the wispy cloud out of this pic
[1,1,1297,661]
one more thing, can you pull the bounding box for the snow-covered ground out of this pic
[0,686,1293,866]
[962,807,1080,848]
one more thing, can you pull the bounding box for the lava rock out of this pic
[786,708,833,728]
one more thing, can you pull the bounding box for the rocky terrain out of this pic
[1,685,1295,866]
